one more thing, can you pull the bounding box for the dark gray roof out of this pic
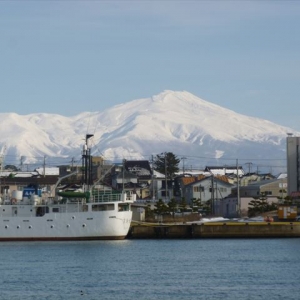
[125,160,152,178]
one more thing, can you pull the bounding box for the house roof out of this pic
[153,170,165,178]
[115,170,138,180]
[246,178,281,187]
[183,175,232,188]
[181,175,205,186]
[0,175,60,185]
[277,173,287,179]
[205,166,244,170]
[204,166,245,176]
[125,160,152,178]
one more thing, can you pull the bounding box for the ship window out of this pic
[36,206,49,217]
[52,208,59,213]
[118,203,129,211]
[83,205,88,212]
[92,204,114,211]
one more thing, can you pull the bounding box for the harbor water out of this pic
[0,239,300,300]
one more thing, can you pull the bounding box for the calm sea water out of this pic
[0,239,299,300]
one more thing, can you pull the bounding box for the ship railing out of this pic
[91,191,136,203]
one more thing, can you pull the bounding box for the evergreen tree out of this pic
[192,198,202,212]
[203,199,212,215]
[153,152,180,179]
[248,198,260,217]
[248,193,278,217]
[154,199,168,215]
[179,197,188,212]
[283,196,293,205]
[145,205,154,219]
[168,198,178,216]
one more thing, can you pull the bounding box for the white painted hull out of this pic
[0,203,133,241]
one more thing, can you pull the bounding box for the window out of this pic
[193,186,204,192]
[118,203,130,212]
[36,206,49,217]
[53,208,59,213]
[92,204,115,211]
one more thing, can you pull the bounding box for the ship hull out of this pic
[0,206,132,241]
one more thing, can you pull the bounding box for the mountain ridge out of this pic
[0,90,297,171]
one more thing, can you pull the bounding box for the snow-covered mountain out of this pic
[0,90,297,172]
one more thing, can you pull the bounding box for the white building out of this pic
[286,136,300,194]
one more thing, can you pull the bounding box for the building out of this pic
[180,175,233,205]
[222,178,286,218]
[110,160,153,199]
[286,135,300,195]
[0,176,59,200]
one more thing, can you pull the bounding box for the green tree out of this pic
[153,152,180,179]
[179,197,188,212]
[145,205,154,219]
[202,199,212,215]
[283,196,293,205]
[248,198,260,217]
[154,199,168,215]
[192,198,202,212]
[248,193,278,217]
[168,198,178,217]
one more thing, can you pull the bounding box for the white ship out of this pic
[0,135,136,241]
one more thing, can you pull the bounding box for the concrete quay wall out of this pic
[127,222,300,239]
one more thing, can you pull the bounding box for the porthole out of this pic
[29,225,32,229]
[17,225,20,229]
[82,224,86,228]
[5,225,8,229]
[51,225,54,229]
[72,216,75,219]
[66,224,70,228]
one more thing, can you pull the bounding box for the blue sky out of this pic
[1,1,300,131]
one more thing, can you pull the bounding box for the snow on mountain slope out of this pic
[0,90,297,168]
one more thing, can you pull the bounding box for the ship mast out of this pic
[82,134,94,191]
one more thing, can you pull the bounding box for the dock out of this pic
[127,221,300,239]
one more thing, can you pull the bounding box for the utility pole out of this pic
[71,157,75,171]
[152,155,155,200]
[122,159,126,191]
[43,156,46,178]
[164,152,168,201]
[181,156,187,175]
[237,159,240,218]
[245,162,252,174]
[211,174,214,215]
[20,156,24,172]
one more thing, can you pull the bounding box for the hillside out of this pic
[0,90,297,172]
